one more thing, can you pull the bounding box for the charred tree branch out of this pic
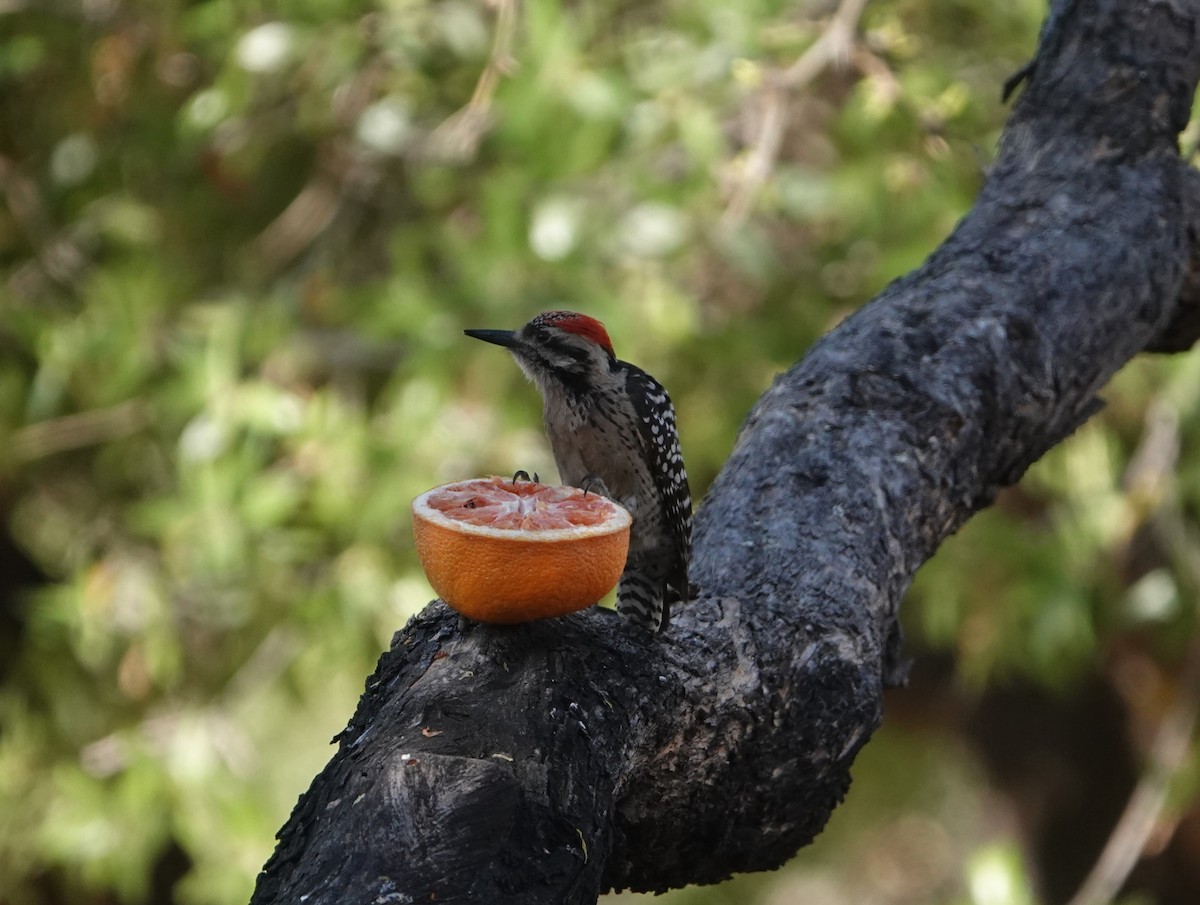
[1147,166,1200,352]
[252,2,1200,903]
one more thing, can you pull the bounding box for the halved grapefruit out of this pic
[411,476,631,623]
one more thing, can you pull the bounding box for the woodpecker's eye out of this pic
[532,327,550,342]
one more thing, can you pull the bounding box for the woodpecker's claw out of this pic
[580,474,611,498]
[511,469,540,484]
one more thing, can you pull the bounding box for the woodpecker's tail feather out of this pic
[666,561,689,606]
[616,569,666,633]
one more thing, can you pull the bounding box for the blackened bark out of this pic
[252,2,1200,903]
[1147,167,1200,352]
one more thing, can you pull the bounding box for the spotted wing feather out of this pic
[621,362,692,617]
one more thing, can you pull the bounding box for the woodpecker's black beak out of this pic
[464,328,520,349]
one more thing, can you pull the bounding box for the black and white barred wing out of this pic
[622,363,692,601]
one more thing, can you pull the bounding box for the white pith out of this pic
[412,481,632,542]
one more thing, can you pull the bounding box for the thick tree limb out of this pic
[1147,166,1200,351]
[253,2,1200,902]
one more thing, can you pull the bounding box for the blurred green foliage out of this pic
[1,1,1198,903]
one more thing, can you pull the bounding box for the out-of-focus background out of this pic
[2,1,1199,903]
